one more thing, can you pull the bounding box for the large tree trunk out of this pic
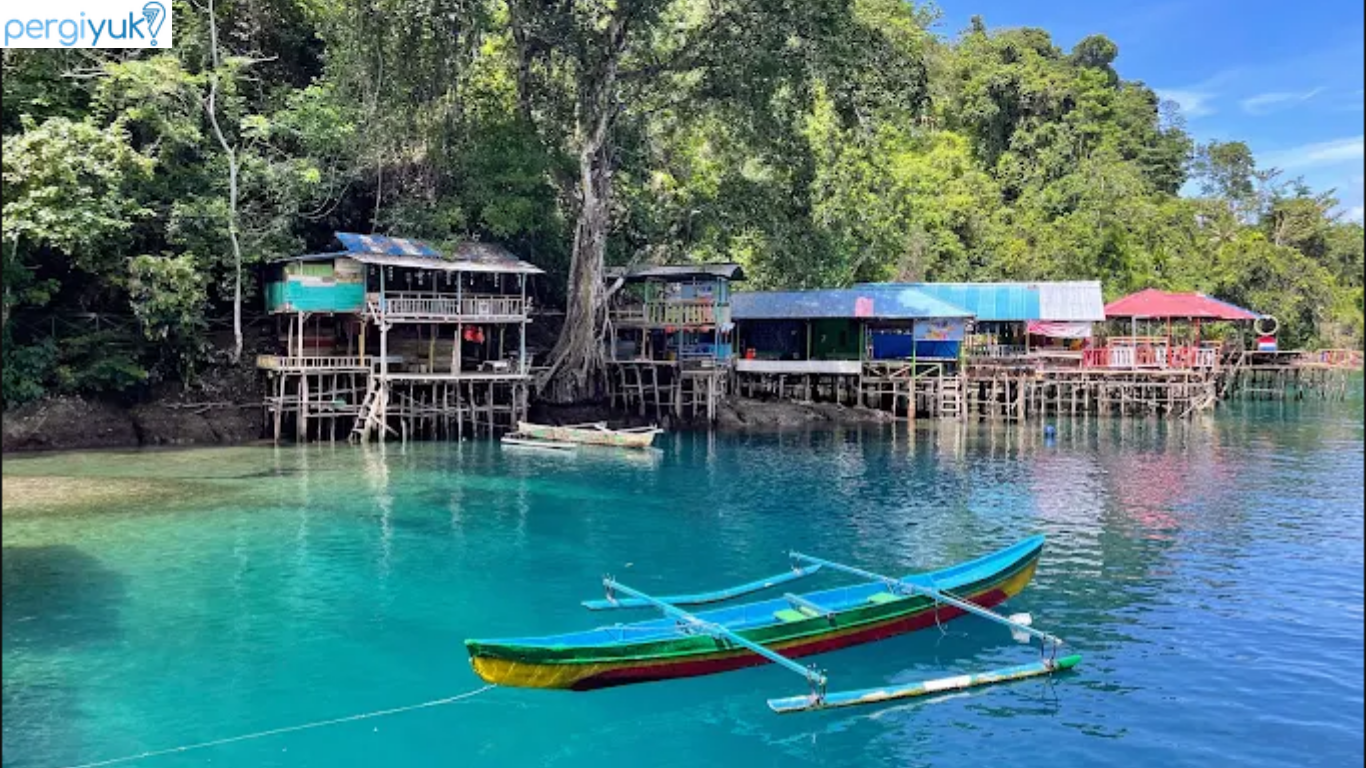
[543,136,612,403]
[541,15,629,403]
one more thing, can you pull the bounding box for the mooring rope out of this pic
[58,684,497,768]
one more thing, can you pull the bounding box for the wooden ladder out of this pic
[938,375,964,419]
[351,377,381,442]
[1219,349,1249,399]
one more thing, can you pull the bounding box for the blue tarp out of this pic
[871,332,913,359]
[870,333,960,360]
[915,340,960,358]
[732,287,972,320]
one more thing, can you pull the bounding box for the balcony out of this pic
[367,292,528,322]
[256,354,370,372]
[610,301,729,327]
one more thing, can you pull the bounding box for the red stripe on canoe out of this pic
[570,586,1012,690]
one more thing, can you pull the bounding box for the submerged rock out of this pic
[714,397,896,431]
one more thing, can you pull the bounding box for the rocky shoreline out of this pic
[3,394,896,454]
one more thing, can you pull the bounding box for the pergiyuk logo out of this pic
[4,0,172,48]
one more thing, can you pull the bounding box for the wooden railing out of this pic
[256,354,370,371]
[1082,345,1220,370]
[370,292,526,320]
[967,344,1028,358]
[611,301,728,326]
[1301,348,1364,369]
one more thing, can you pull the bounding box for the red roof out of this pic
[1104,288,1260,321]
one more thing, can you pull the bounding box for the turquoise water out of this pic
[3,399,1363,768]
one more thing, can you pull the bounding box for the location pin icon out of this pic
[143,2,166,46]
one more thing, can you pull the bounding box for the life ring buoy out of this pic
[1254,316,1279,336]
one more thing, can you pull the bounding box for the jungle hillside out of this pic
[4,0,1363,409]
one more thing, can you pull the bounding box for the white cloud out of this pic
[1240,87,1325,115]
[1260,136,1365,170]
[1347,205,1364,222]
[1155,89,1217,118]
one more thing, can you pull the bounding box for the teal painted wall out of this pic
[265,279,365,313]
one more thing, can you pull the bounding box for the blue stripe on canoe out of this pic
[481,535,1046,648]
[580,565,823,610]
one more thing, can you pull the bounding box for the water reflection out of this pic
[2,391,1361,768]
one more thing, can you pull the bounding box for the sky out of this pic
[932,0,1366,221]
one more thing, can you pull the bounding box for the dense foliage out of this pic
[3,1,1361,406]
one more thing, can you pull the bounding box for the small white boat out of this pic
[516,421,662,449]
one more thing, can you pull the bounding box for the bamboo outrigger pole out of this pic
[787,552,1064,648]
[599,556,1080,716]
[601,578,828,696]
[584,566,822,611]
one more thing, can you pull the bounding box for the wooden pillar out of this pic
[519,274,528,374]
[273,372,285,444]
[378,321,390,443]
[674,369,683,418]
[428,323,436,372]
[651,365,662,422]
[636,366,647,416]
[285,313,295,365]
[298,373,309,442]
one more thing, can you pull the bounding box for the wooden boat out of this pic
[515,421,661,449]
[465,536,1080,713]
[501,434,578,451]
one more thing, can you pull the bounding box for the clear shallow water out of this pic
[3,398,1363,768]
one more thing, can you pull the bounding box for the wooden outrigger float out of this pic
[500,433,579,451]
[515,421,662,449]
[465,536,1080,713]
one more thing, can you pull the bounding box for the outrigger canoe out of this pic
[516,421,662,449]
[465,536,1080,712]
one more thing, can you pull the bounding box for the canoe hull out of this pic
[516,421,660,449]
[467,542,1041,691]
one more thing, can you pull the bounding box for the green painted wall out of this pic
[810,319,861,359]
[265,279,365,313]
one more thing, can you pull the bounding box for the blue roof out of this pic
[280,232,543,274]
[732,287,973,320]
[895,283,1040,322]
[855,282,1105,322]
[335,232,441,257]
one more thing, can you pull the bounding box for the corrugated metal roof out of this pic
[279,233,543,274]
[732,287,973,320]
[336,232,441,257]
[1038,281,1105,321]
[605,263,746,282]
[1104,289,1260,320]
[855,282,1104,321]
[900,283,1039,321]
[346,252,542,275]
